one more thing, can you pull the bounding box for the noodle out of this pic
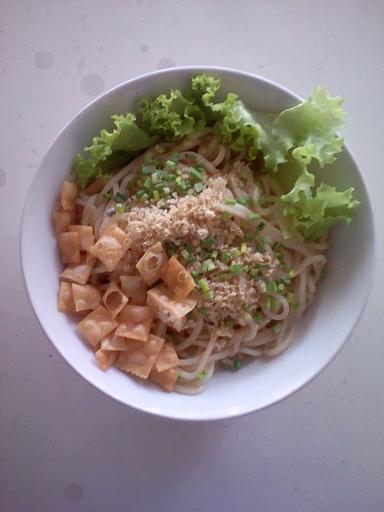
[56,131,329,394]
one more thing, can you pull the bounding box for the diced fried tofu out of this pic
[101,335,128,351]
[57,281,76,314]
[136,242,168,286]
[58,231,81,264]
[150,366,178,392]
[72,283,101,312]
[60,181,77,211]
[52,210,76,234]
[116,334,164,379]
[95,349,118,371]
[147,284,197,331]
[102,281,129,317]
[103,225,131,252]
[77,305,118,347]
[155,343,179,372]
[115,305,154,342]
[161,256,195,299]
[68,225,94,251]
[120,275,147,306]
[60,257,95,285]
[89,225,131,272]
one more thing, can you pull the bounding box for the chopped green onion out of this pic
[250,269,259,279]
[241,303,251,311]
[164,174,176,182]
[196,370,206,381]
[113,191,127,203]
[230,263,244,276]
[152,189,160,201]
[197,278,210,293]
[248,212,261,221]
[165,159,177,170]
[187,255,197,265]
[138,192,148,202]
[143,177,152,189]
[115,203,124,214]
[240,242,247,254]
[252,312,263,324]
[230,248,241,258]
[237,196,250,205]
[141,165,156,175]
[234,359,241,370]
[102,191,112,200]
[203,236,215,248]
[191,269,200,278]
[225,319,234,328]
[277,283,285,292]
[199,307,208,317]
[179,180,189,191]
[190,168,203,180]
[224,198,236,205]
[136,189,146,199]
[201,259,216,272]
[211,250,218,259]
[272,323,282,334]
[257,222,266,232]
[288,269,296,278]
[181,249,190,260]
[220,252,230,264]
[266,280,277,294]
[194,182,203,193]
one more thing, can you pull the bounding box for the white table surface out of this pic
[1,1,384,511]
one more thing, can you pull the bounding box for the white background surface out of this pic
[1,1,383,511]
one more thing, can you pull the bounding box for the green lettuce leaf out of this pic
[211,93,264,159]
[138,89,206,140]
[191,74,220,108]
[72,113,156,188]
[280,170,360,241]
[263,87,345,170]
[192,74,264,158]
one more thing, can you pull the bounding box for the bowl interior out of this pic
[21,67,375,420]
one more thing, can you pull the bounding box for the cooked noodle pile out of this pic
[54,130,327,394]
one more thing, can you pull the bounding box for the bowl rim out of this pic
[20,65,377,421]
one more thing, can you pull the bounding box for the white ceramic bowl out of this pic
[21,66,375,421]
